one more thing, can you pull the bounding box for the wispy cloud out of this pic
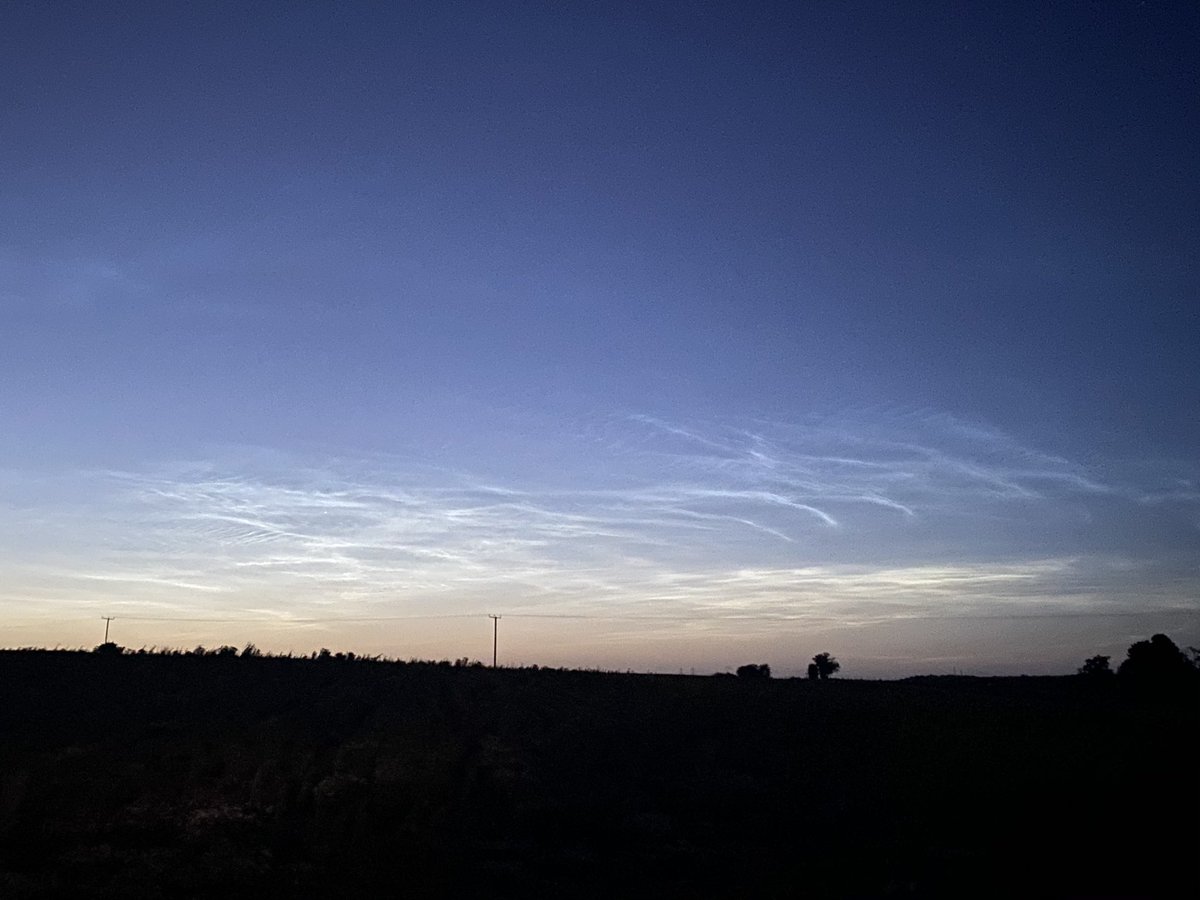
[0,409,1195,642]
[620,408,1121,513]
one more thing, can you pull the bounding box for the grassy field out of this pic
[1,649,1195,898]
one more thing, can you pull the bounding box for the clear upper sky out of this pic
[2,1,1196,675]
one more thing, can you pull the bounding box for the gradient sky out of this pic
[2,1,1197,676]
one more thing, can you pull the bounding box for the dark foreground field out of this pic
[1,650,1195,898]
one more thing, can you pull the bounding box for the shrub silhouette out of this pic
[736,663,771,679]
[1078,655,1113,677]
[810,652,839,680]
[1118,634,1194,683]
[93,642,124,657]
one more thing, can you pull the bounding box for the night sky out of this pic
[2,1,1196,675]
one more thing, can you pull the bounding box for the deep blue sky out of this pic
[2,1,1197,674]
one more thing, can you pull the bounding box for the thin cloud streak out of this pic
[1,409,1196,663]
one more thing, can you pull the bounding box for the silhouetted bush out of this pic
[736,663,771,679]
[92,642,124,657]
[1118,634,1195,683]
[1078,655,1113,677]
[810,652,840,679]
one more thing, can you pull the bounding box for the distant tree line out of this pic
[1079,634,1198,684]
[727,654,840,680]
[90,642,489,667]
[736,663,771,679]
[92,636,1198,683]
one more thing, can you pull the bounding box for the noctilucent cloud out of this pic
[2,2,1196,675]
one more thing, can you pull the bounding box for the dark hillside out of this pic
[1,650,1195,898]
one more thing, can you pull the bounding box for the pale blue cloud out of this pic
[2,408,1195,673]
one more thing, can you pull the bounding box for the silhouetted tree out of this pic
[1078,655,1113,677]
[736,663,771,679]
[806,663,819,680]
[811,652,839,680]
[1118,634,1193,683]
[93,642,123,656]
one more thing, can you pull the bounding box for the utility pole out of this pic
[488,614,501,667]
[101,616,115,644]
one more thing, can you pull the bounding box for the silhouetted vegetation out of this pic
[1077,654,1113,677]
[1,646,1195,898]
[808,651,840,679]
[1117,633,1196,684]
[735,663,770,679]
